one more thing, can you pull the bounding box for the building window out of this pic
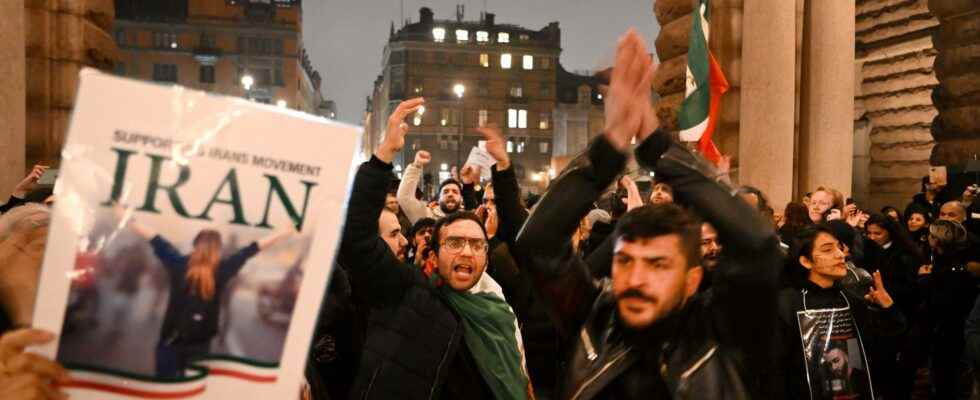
[478,109,488,127]
[522,55,533,70]
[498,32,510,43]
[413,83,424,94]
[199,65,215,83]
[152,64,178,82]
[480,53,489,68]
[478,80,489,96]
[476,31,489,42]
[501,53,512,69]
[200,32,216,48]
[540,141,550,153]
[519,33,530,41]
[541,84,551,97]
[441,108,450,126]
[517,140,526,153]
[455,29,469,42]
[539,113,550,130]
[508,108,528,129]
[450,109,460,126]
[113,62,125,76]
[540,57,551,70]
[274,62,284,86]
[115,29,126,46]
[507,140,514,153]
[509,83,523,98]
[433,27,446,42]
[153,32,178,49]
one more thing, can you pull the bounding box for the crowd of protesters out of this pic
[2,29,980,400]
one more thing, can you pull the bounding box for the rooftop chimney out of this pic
[420,7,434,24]
[484,12,495,26]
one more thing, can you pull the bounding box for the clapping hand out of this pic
[375,98,425,163]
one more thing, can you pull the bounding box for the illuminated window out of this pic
[479,109,488,127]
[507,140,514,153]
[539,113,550,130]
[480,53,489,68]
[509,83,523,98]
[540,141,550,153]
[455,29,469,42]
[441,108,450,126]
[519,33,530,41]
[522,55,533,70]
[501,53,512,69]
[433,27,446,42]
[476,31,489,42]
[507,109,518,128]
[518,110,527,129]
[498,32,510,43]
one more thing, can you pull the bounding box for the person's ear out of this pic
[799,255,814,270]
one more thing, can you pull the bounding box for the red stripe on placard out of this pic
[208,368,278,383]
[60,380,207,399]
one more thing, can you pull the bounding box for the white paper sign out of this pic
[465,146,495,180]
[31,69,361,399]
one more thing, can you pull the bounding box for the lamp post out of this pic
[453,83,465,169]
[241,74,254,100]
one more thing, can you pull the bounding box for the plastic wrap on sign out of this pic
[30,68,362,399]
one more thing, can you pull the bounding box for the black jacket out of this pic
[150,236,258,346]
[514,133,782,400]
[339,156,507,400]
[774,280,907,399]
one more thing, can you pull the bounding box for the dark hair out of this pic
[866,213,924,263]
[430,211,488,254]
[785,224,838,286]
[438,179,462,195]
[826,220,856,251]
[784,202,810,229]
[880,206,900,217]
[613,204,701,268]
[410,217,436,238]
[736,186,770,213]
[904,204,933,225]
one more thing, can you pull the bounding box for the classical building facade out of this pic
[367,7,561,192]
[551,66,605,172]
[1,0,119,195]
[113,0,329,115]
[651,0,979,211]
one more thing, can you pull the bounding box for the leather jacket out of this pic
[514,132,782,399]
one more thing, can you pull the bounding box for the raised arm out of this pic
[341,98,425,307]
[634,130,781,350]
[257,226,296,251]
[396,151,431,223]
[459,165,480,211]
[479,126,526,245]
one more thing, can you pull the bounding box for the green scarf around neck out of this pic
[432,274,533,399]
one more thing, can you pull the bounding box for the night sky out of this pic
[302,0,660,123]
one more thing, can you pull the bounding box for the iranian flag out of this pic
[677,0,729,165]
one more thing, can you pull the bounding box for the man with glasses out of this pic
[338,97,533,400]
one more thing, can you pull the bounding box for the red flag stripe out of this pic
[697,52,730,165]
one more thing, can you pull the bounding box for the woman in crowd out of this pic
[904,205,932,261]
[881,206,901,222]
[863,213,925,399]
[807,186,845,224]
[919,220,979,398]
[117,208,294,378]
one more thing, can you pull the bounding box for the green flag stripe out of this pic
[678,0,711,130]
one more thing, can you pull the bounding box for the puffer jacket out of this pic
[514,132,782,399]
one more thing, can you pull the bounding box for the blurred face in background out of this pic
[809,190,834,223]
[907,213,928,233]
[649,183,674,205]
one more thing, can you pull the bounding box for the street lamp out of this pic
[241,74,254,100]
[276,99,287,108]
[453,83,465,169]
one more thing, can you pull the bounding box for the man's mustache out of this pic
[618,289,655,303]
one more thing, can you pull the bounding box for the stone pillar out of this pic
[928,0,980,168]
[25,0,117,168]
[0,0,26,199]
[737,0,797,209]
[651,0,693,131]
[797,0,856,196]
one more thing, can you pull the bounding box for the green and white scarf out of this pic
[433,273,534,399]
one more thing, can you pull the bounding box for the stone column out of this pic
[797,0,856,197]
[0,0,26,199]
[928,0,980,168]
[737,0,797,208]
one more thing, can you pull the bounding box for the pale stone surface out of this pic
[0,0,26,199]
[738,0,797,208]
[798,0,856,197]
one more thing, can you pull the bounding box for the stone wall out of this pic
[0,0,26,199]
[854,0,939,211]
[928,0,980,168]
[25,0,118,168]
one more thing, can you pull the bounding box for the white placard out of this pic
[31,69,361,399]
